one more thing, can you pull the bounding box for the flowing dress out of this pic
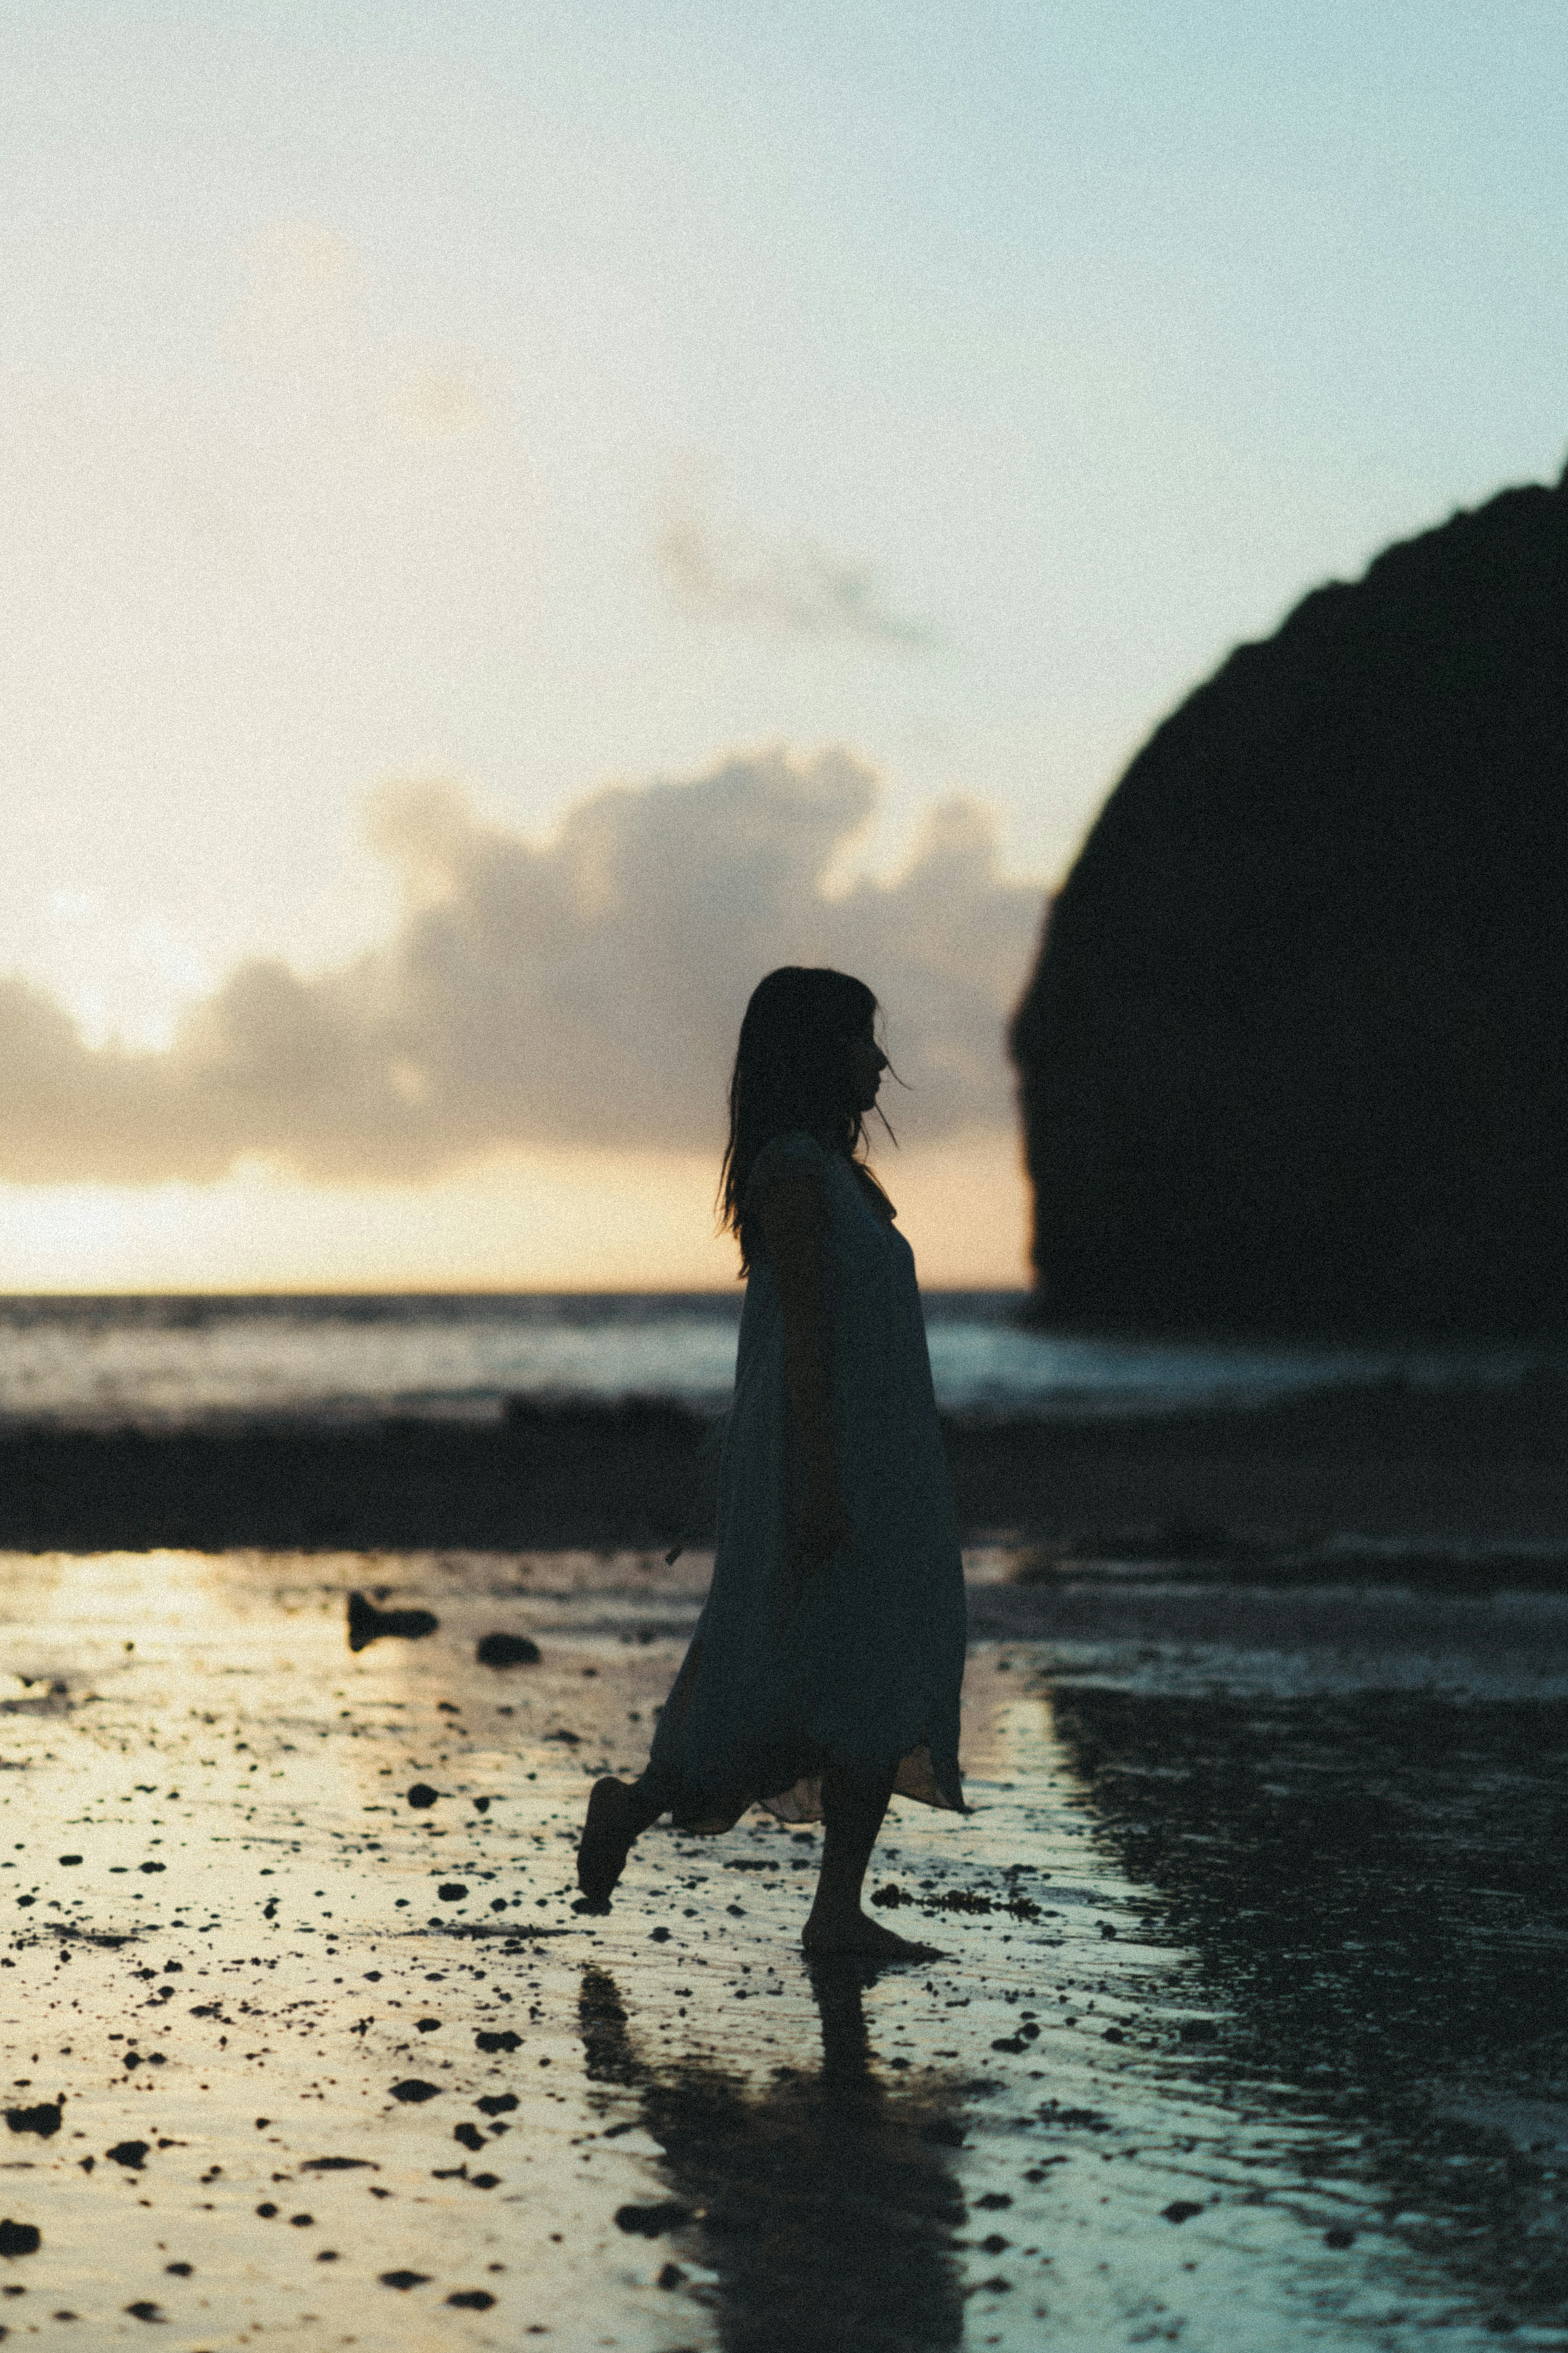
[643,1130,968,1831]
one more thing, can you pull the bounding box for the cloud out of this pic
[0,748,1042,1184]
[654,501,938,650]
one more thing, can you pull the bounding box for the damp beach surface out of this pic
[0,1544,1564,2349]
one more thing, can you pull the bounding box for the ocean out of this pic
[0,1290,1557,1429]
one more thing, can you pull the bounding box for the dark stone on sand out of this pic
[1161,2201,1204,2224]
[300,2157,375,2171]
[543,1728,581,1744]
[437,1883,467,1901]
[448,2290,497,2309]
[347,1591,439,1652]
[406,1784,439,1809]
[0,2219,40,2256]
[379,2270,432,2289]
[1324,2226,1357,2248]
[476,1632,541,1668]
[1102,2025,1125,2042]
[649,1925,670,1943]
[106,2141,149,2170]
[164,2263,192,2275]
[978,2277,1013,2293]
[474,2093,517,2115]
[615,2200,692,2238]
[976,2193,1013,2209]
[1011,460,1568,1336]
[5,2102,60,2137]
[255,2203,277,2217]
[656,2263,686,2288]
[390,2081,442,2103]
[124,2303,164,2322]
[474,2030,521,2053]
[469,2172,501,2189]
[138,1860,164,1873]
[454,2123,485,2151]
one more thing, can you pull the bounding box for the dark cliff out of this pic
[1010,464,1568,1334]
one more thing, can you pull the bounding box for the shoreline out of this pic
[1,1381,1567,1554]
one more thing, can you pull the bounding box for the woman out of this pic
[577,966,968,1956]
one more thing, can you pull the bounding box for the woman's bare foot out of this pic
[576,1777,640,1909]
[801,1909,942,1960]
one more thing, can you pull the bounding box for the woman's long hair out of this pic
[718,966,895,1272]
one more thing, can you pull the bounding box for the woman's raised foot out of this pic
[575,1777,640,1910]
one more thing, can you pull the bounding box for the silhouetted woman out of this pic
[577,966,967,1956]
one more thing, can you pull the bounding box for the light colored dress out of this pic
[644,1130,968,1832]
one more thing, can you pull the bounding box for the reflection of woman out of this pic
[579,1959,967,2351]
[578,966,968,1956]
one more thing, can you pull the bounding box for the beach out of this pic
[0,1527,1564,2349]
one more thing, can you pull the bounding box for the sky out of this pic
[2,0,1567,1290]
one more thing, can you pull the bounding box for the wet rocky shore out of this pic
[0,1539,1564,2348]
[4,1377,1568,1555]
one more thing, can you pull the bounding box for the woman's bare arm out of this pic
[758,1170,851,1571]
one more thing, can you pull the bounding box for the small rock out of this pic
[474,2094,517,2116]
[124,2303,165,2322]
[615,2201,691,2238]
[1103,2026,1125,2043]
[347,1593,439,1652]
[475,2030,521,2054]
[390,2081,442,2104]
[454,2123,485,2152]
[1162,2201,1204,2225]
[0,2220,40,2257]
[649,1925,671,1943]
[406,1784,439,1809]
[448,2291,497,2309]
[1324,2226,1356,2249]
[416,2018,441,2033]
[975,2193,1013,2210]
[437,1884,468,1902]
[106,2141,149,2171]
[657,2263,686,2288]
[5,2102,61,2138]
[477,1633,541,1668]
[379,2270,432,2290]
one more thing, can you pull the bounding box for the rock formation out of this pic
[1011,464,1568,1333]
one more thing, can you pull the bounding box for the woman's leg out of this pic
[802,1766,939,1958]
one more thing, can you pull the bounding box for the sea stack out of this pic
[1011,462,1568,1334]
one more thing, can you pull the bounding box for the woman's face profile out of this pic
[843,1022,887,1114]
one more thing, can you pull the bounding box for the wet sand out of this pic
[0,1544,1564,2347]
